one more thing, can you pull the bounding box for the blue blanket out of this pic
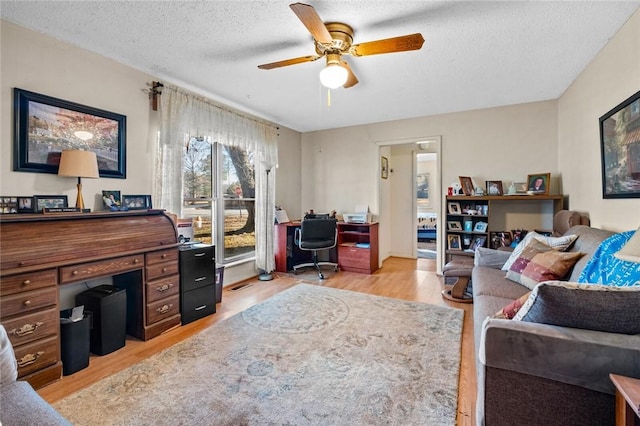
[577,230,640,286]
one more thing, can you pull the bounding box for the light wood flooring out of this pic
[38,257,476,425]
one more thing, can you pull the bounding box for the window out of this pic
[182,137,255,263]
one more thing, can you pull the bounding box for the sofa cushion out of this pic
[501,231,578,271]
[578,230,640,286]
[472,266,531,299]
[505,240,584,290]
[474,247,511,269]
[614,227,640,263]
[513,281,640,334]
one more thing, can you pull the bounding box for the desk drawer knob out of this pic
[161,267,167,273]
[133,258,140,264]
[23,300,31,307]
[10,321,44,337]
[17,351,44,368]
[161,254,167,259]
[157,304,172,314]
[22,279,31,286]
[72,270,79,275]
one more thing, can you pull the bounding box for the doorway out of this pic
[377,136,443,274]
[416,151,438,260]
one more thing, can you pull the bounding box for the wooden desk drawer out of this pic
[0,269,57,296]
[146,274,179,303]
[146,294,179,325]
[146,261,179,281]
[14,335,59,378]
[338,246,370,269]
[146,248,178,266]
[60,255,144,284]
[1,307,58,347]
[1,287,57,318]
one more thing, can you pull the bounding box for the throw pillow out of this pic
[614,227,640,263]
[513,281,640,335]
[578,230,640,286]
[493,292,531,319]
[505,240,584,290]
[474,247,512,269]
[501,231,578,271]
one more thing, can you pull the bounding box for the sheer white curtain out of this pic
[155,83,278,273]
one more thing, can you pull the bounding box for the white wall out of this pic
[558,9,640,232]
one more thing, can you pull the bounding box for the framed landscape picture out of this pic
[599,90,640,198]
[13,88,126,179]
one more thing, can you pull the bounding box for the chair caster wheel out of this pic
[319,273,325,280]
[293,270,298,275]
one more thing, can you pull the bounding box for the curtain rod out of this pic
[143,80,279,131]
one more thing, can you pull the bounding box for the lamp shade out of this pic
[58,150,99,178]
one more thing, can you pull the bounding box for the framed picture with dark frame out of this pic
[122,194,152,210]
[599,90,640,199]
[490,231,513,249]
[17,196,34,213]
[447,234,462,251]
[381,156,389,179]
[102,190,122,211]
[486,180,503,195]
[13,88,126,179]
[33,195,68,213]
[526,173,550,195]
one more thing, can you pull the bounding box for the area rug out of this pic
[54,283,464,425]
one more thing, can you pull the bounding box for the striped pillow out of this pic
[505,240,584,290]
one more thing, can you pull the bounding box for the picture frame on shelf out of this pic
[473,221,488,233]
[447,202,461,214]
[490,231,512,249]
[13,88,126,179]
[447,234,462,251]
[33,195,68,213]
[0,197,18,214]
[122,194,152,210]
[514,182,527,194]
[102,190,123,211]
[458,176,474,195]
[486,180,503,195]
[470,235,487,251]
[447,221,462,231]
[526,173,550,195]
[381,156,389,179]
[17,196,34,213]
[599,90,640,199]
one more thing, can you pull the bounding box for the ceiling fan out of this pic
[258,2,425,89]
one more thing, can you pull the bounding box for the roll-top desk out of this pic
[0,210,180,389]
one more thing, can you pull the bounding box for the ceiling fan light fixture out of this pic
[319,63,348,89]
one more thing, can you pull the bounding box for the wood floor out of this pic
[37,256,476,425]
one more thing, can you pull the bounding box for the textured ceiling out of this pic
[2,1,639,132]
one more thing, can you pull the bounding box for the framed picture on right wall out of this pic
[599,90,640,199]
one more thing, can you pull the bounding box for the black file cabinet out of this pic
[179,244,216,325]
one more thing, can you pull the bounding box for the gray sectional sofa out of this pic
[0,325,71,425]
[472,224,640,426]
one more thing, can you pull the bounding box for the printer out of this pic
[342,213,371,224]
[342,205,371,224]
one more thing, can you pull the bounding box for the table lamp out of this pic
[58,150,99,209]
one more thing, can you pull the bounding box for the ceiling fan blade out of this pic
[258,55,322,70]
[350,33,425,57]
[290,3,333,44]
[341,60,359,88]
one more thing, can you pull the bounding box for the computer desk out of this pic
[274,221,338,272]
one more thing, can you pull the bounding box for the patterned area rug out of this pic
[54,284,464,425]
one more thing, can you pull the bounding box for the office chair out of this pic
[293,217,339,279]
